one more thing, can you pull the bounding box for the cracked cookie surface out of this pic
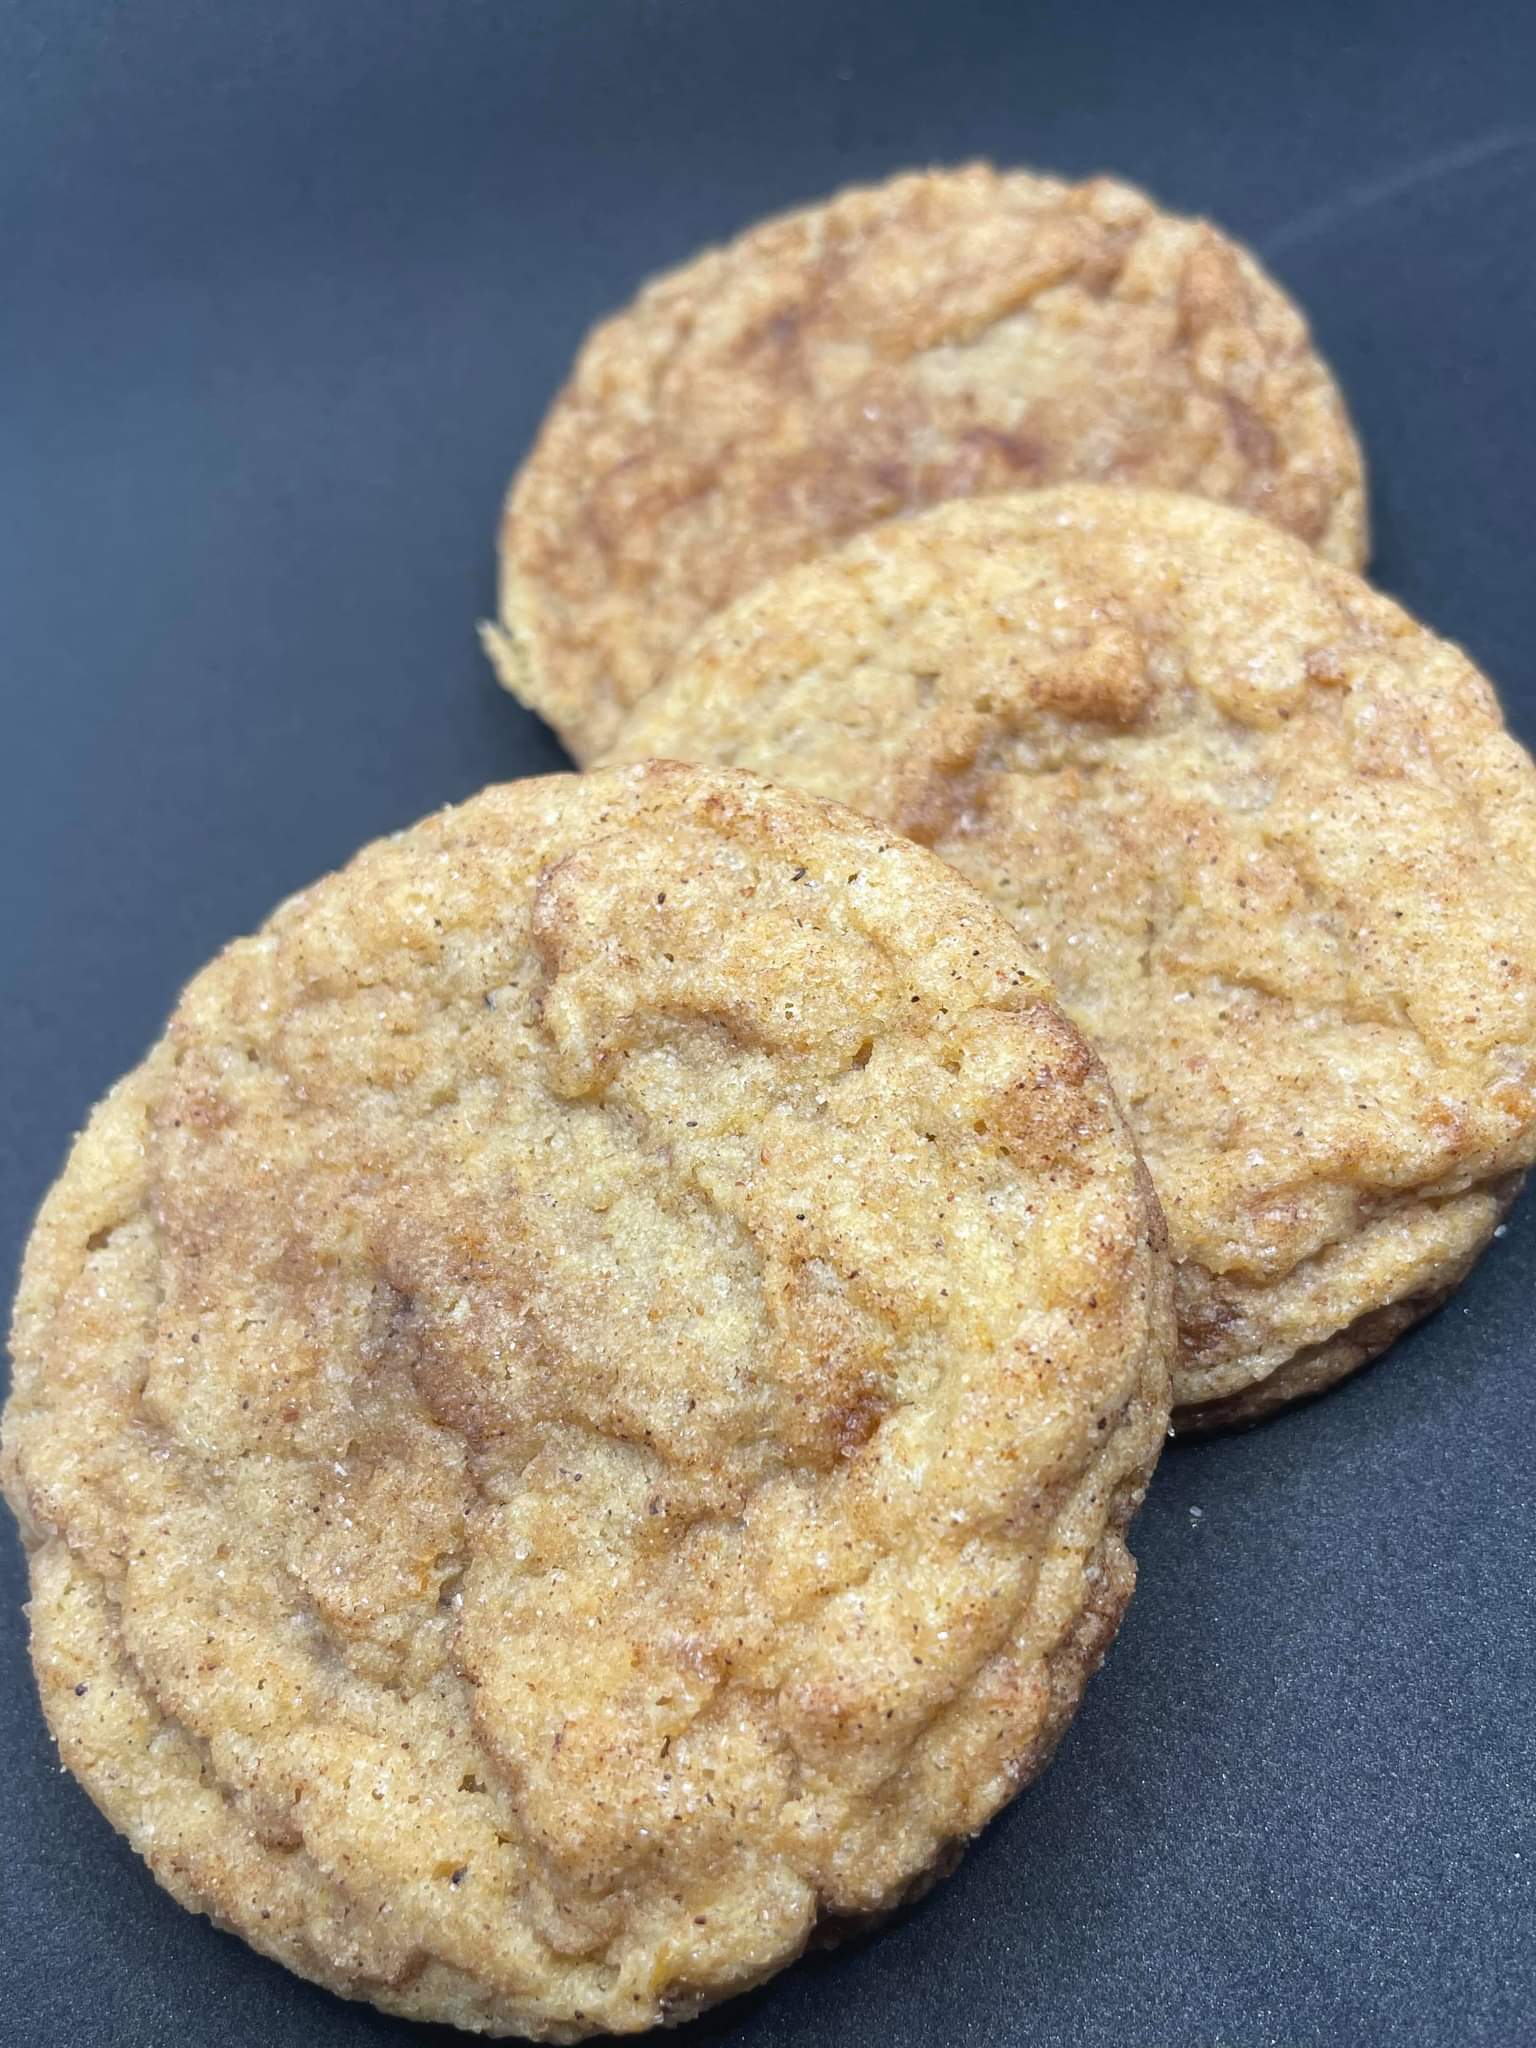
[489,163,1367,760]
[2,761,1170,2038]
[603,494,1536,1426]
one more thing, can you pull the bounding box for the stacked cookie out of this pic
[600,489,1536,1430]
[5,164,1535,2041]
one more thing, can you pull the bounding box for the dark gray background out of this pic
[2,3,1533,2043]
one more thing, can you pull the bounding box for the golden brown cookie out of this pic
[2,761,1170,2038]
[602,493,1536,1428]
[489,163,1368,761]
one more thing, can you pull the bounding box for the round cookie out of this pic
[489,162,1368,761]
[2,761,1171,2039]
[602,493,1536,1428]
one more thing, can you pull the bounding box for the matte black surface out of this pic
[2,4,1534,2043]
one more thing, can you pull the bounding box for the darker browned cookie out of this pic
[490,163,1367,759]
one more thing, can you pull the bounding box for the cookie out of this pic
[602,493,1536,1428]
[2,761,1171,2038]
[488,162,1368,761]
